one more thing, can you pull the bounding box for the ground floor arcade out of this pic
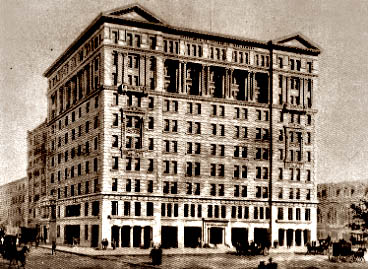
[52,219,313,250]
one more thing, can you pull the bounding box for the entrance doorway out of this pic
[184,227,201,248]
[254,228,269,247]
[43,226,48,243]
[143,226,152,248]
[133,226,141,247]
[303,230,310,246]
[111,226,120,247]
[231,228,248,247]
[121,226,130,247]
[287,229,294,247]
[209,227,223,245]
[278,229,285,246]
[161,226,178,248]
[91,225,99,248]
[64,225,80,245]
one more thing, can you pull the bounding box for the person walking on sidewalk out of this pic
[51,240,56,255]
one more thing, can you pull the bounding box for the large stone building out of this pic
[317,181,368,244]
[0,177,28,234]
[41,4,320,249]
[27,120,49,239]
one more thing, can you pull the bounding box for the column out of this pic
[140,226,144,248]
[292,229,295,247]
[225,223,232,248]
[200,65,205,96]
[222,69,227,98]
[205,65,210,96]
[177,61,182,93]
[130,226,134,248]
[249,72,254,102]
[178,221,184,248]
[301,229,304,247]
[228,68,233,98]
[248,226,254,242]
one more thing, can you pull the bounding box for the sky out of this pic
[0,0,367,185]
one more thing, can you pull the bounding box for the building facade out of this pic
[27,120,49,240]
[0,177,27,234]
[317,181,368,244]
[42,4,320,249]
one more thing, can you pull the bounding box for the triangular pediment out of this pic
[104,4,164,24]
[273,33,320,50]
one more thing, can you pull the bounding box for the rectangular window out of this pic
[92,201,99,216]
[135,202,141,216]
[147,202,153,216]
[85,202,89,216]
[147,180,153,193]
[111,201,118,215]
[124,202,130,216]
[112,178,117,191]
[112,157,118,170]
[288,208,293,220]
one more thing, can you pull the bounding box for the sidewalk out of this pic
[39,244,232,257]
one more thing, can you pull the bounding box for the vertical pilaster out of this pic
[117,53,123,85]
[285,76,289,105]
[225,222,232,247]
[182,62,187,94]
[228,68,233,98]
[122,53,128,84]
[178,221,184,248]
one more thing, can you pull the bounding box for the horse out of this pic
[6,245,29,268]
[353,247,366,262]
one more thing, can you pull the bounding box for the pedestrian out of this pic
[266,257,277,269]
[52,240,56,255]
[150,244,163,265]
[258,261,267,269]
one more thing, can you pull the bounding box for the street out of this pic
[0,247,367,269]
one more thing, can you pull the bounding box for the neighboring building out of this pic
[42,4,320,249]
[0,177,28,234]
[27,120,49,240]
[317,181,368,244]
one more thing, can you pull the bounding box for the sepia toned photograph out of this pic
[0,0,367,268]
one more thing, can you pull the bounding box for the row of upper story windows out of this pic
[110,156,273,180]
[51,137,98,168]
[51,95,99,135]
[50,157,98,184]
[50,64,100,119]
[51,117,99,153]
[277,148,312,163]
[277,167,312,182]
[113,95,313,126]
[112,29,313,72]
[278,57,313,73]
[49,35,102,89]
[106,202,311,221]
[277,207,311,221]
[50,179,99,201]
[110,177,311,200]
[277,187,312,200]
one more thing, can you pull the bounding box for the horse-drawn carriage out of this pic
[328,240,366,263]
[306,238,331,255]
[0,234,29,268]
[235,241,270,256]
